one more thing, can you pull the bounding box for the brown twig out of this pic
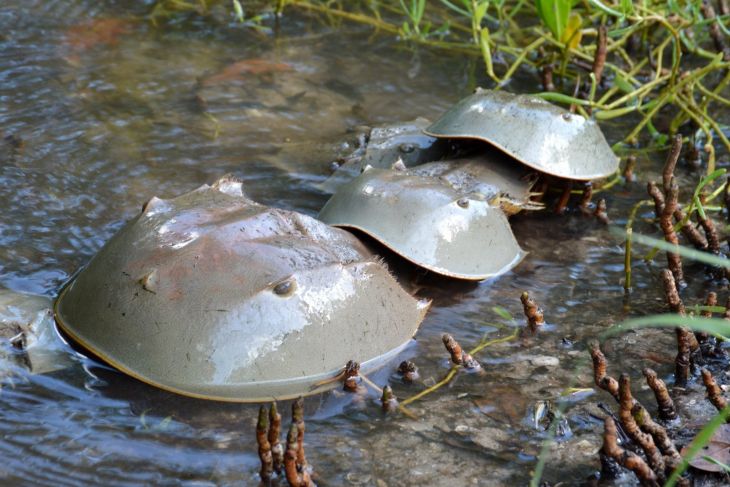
[661,182,684,284]
[592,24,607,85]
[701,368,729,414]
[673,208,708,250]
[647,181,665,217]
[541,63,555,92]
[663,135,683,194]
[697,211,721,254]
[602,417,659,487]
[642,369,678,421]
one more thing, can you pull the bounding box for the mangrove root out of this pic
[594,198,609,224]
[284,423,311,487]
[618,374,665,478]
[642,369,677,421]
[381,385,398,413]
[397,360,419,383]
[701,368,728,414]
[442,334,481,371]
[257,406,274,483]
[602,417,658,487]
[269,402,284,475]
[589,342,619,401]
[520,291,545,330]
[343,360,361,393]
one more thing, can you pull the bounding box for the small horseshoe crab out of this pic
[4,175,430,402]
[318,155,537,280]
[320,118,450,193]
[424,88,619,181]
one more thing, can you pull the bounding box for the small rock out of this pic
[529,355,560,367]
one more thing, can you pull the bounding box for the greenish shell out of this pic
[424,88,619,180]
[55,176,429,402]
[318,157,528,281]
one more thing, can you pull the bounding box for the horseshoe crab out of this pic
[318,156,534,280]
[320,118,450,194]
[424,88,619,181]
[48,175,429,402]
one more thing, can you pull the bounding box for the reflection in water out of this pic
[0,0,679,485]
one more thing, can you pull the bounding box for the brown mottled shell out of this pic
[55,176,429,402]
[424,88,619,180]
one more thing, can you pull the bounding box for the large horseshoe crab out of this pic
[5,176,430,402]
[424,88,619,181]
[318,156,536,280]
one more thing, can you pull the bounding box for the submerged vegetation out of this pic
[150,0,729,167]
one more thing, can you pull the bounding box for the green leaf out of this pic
[602,314,730,340]
[534,0,572,40]
[585,0,623,18]
[475,1,489,25]
[232,0,244,22]
[492,306,514,321]
[608,227,730,269]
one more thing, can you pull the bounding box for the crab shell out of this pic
[424,88,619,181]
[318,157,528,281]
[319,118,449,194]
[54,176,429,402]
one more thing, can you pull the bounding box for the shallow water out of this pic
[1,1,728,485]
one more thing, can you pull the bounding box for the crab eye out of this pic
[273,279,296,297]
[457,198,469,208]
[398,143,415,154]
